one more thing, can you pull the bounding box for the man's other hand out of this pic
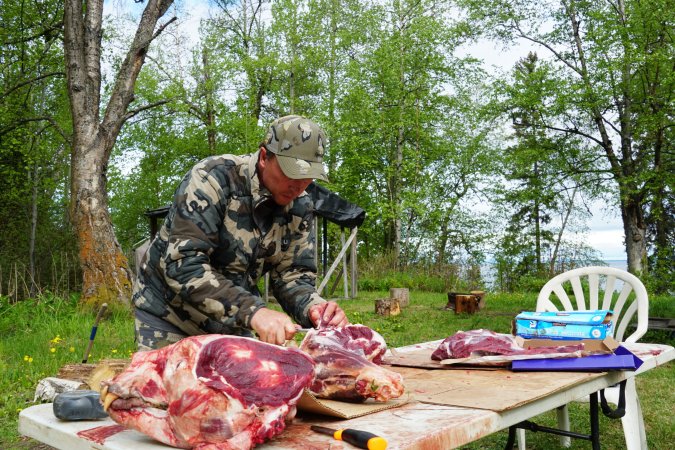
[308,301,349,328]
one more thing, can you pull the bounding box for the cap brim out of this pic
[276,154,329,181]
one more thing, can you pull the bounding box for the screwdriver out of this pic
[310,425,387,450]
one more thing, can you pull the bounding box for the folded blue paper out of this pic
[511,345,643,372]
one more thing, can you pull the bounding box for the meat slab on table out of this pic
[431,329,584,360]
[300,324,405,402]
[100,335,315,450]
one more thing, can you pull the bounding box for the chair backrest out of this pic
[536,266,649,343]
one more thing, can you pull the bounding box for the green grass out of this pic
[1,291,673,449]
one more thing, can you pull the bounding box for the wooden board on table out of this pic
[390,365,604,412]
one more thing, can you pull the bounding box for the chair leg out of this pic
[556,404,571,447]
[636,394,647,448]
[620,378,647,450]
[516,428,527,450]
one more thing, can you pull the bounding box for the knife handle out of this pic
[337,428,387,450]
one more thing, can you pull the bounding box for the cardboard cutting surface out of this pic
[383,344,605,412]
[390,365,603,412]
[297,389,410,419]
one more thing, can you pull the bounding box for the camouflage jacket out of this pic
[132,151,324,337]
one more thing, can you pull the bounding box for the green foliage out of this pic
[0,293,135,445]
[357,253,485,293]
[0,0,75,298]
[459,0,675,278]
[1,290,674,448]
[1,0,673,300]
[330,1,498,264]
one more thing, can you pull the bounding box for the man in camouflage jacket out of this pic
[133,115,349,350]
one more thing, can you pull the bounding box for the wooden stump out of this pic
[35,359,131,402]
[87,359,131,392]
[57,359,130,388]
[389,288,410,308]
[455,294,479,314]
[375,298,401,316]
[446,291,485,313]
[471,290,486,310]
[57,363,98,383]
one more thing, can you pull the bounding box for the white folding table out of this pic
[19,341,674,449]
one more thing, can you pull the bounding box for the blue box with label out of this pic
[514,310,614,340]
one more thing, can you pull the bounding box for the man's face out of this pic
[259,149,313,206]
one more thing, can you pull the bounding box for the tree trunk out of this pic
[390,288,409,307]
[71,138,132,305]
[64,0,175,307]
[620,192,648,276]
[533,161,542,273]
[565,2,648,275]
[29,163,39,297]
[201,48,217,154]
[550,187,577,276]
[326,0,337,174]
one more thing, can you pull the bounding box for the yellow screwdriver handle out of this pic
[334,428,388,450]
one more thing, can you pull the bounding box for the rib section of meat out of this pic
[431,329,584,360]
[300,325,404,402]
[100,335,315,450]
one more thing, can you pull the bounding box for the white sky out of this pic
[106,0,627,261]
[581,206,625,260]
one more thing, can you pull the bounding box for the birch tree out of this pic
[64,0,175,306]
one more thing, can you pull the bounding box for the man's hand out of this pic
[250,308,297,345]
[308,301,349,328]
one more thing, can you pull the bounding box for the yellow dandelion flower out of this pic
[50,348,56,353]
[50,335,63,344]
[28,357,33,363]
[112,349,118,354]
[69,347,75,353]
[24,355,29,361]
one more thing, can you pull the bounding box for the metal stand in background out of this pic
[317,226,358,298]
[304,182,364,301]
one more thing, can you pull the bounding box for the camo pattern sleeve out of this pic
[133,155,267,336]
[165,157,267,329]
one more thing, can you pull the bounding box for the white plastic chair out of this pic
[516,266,649,450]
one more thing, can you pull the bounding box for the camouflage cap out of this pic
[264,115,328,181]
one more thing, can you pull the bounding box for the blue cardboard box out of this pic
[514,310,614,340]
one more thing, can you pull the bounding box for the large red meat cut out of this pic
[300,325,404,402]
[431,329,584,360]
[100,335,315,450]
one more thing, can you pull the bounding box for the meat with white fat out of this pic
[100,335,315,450]
[300,325,404,402]
[431,329,584,360]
